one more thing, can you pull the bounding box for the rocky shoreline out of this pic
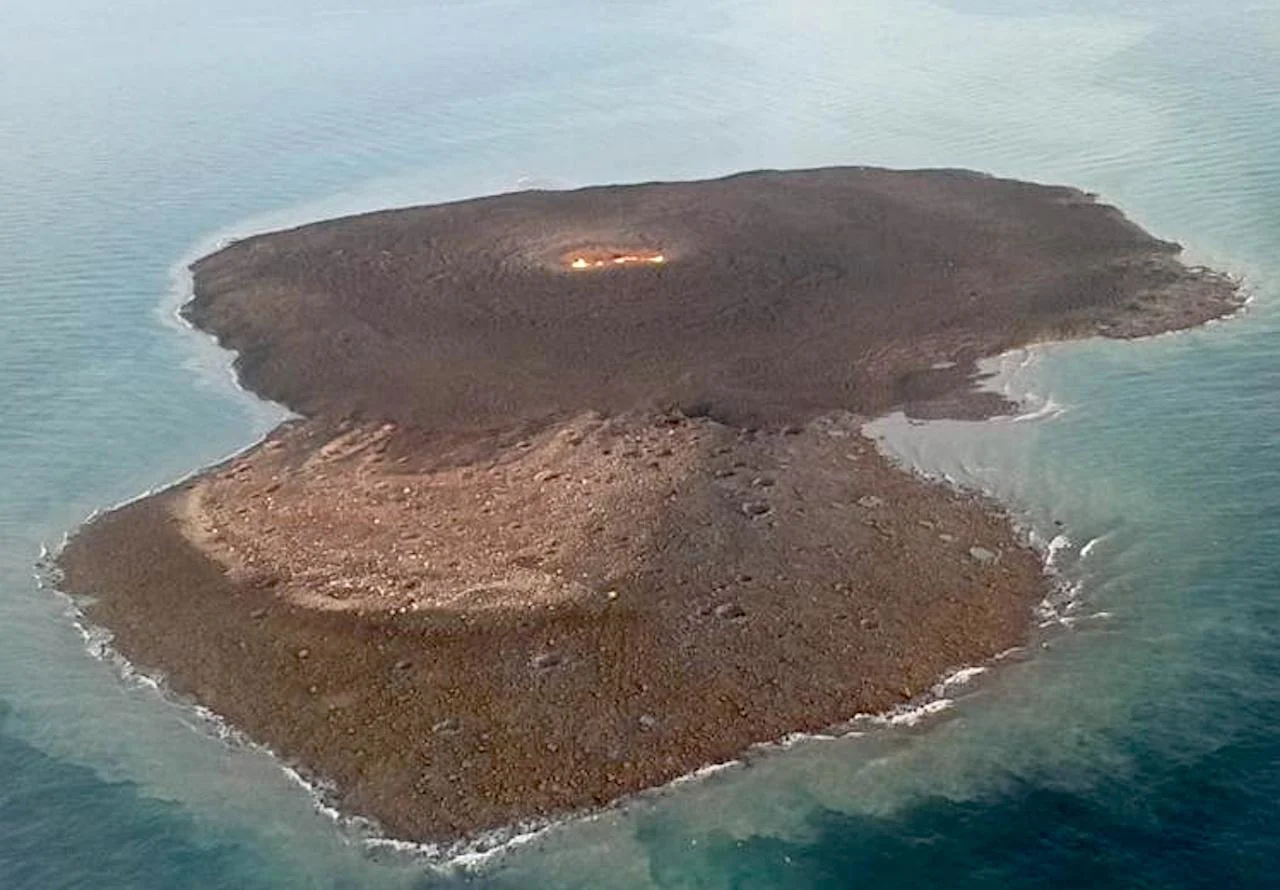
[58,167,1243,843]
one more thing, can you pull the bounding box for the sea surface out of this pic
[3,0,1279,886]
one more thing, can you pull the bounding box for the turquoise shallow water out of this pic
[3,0,1279,886]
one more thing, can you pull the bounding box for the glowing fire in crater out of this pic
[569,253,666,271]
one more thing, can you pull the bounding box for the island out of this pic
[57,167,1242,847]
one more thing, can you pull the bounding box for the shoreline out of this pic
[46,363,1164,864]
[62,410,1053,842]
[55,169,1244,850]
[40,390,1131,871]
[49,511,1054,868]
[41,346,1092,867]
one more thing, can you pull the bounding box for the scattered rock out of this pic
[530,651,563,670]
[534,470,561,483]
[714,602,748,621]
[432,717,461,735]
[857,495,885,508]
[638,714,659,731]
[969,546,999,564]
[296,647,310,659]
[741,501,772,518]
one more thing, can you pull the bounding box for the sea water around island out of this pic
[3,0,1279,886]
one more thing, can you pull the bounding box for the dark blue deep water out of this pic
[3,0,1279,886]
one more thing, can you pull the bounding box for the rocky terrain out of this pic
[58,167,1242,844]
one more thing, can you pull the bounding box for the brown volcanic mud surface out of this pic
[58,167,1241,845]
[183,166,1238,427]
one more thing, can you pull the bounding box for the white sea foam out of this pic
[68,609,162,693]
[768,730,847,749]
[423,834,538,871]
[865,698,955,727]
[1009,397,1068,423]
[1060,610,1114,628]
[1045,533,1073,568]
[936,665,988,691]
[361,759,755,870]
[1036,580,1085,628]
[1079,535,1105,559]
[668,759,743,787]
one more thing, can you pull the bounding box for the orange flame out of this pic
[569,253,666,271]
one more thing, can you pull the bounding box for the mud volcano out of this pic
[58,167,1241,846]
